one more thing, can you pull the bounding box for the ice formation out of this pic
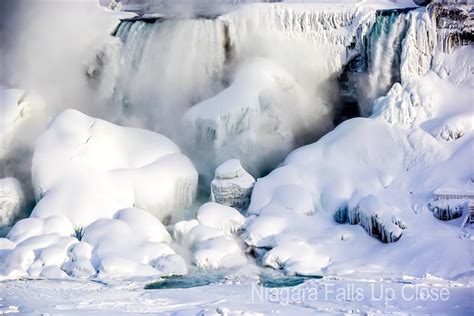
[0,178,25,231]
[429,200,466,221]
[105,2,421,177]
[31,109,198,227]
[211,159,255,212]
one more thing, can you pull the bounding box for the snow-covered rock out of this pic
[0,178,25,230]
[63,258,96,278]
[173,219,200,243]
[31,109,198,226]
[152,254,188,276]
[211,160,255,212]
[429,199,466,221]
[182,225,225,249]
[6,216,75,244]
[113,208,171,243]
[262,241,330,276]
[192,236,247,270]
[197,202,245,235]
[352,195,406,243]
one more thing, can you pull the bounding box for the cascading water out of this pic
[91,5,421,180]
[362,10,410,115]
[109,18,229,137]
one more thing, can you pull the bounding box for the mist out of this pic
[1,0,347,207]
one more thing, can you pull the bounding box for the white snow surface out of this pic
[31,109,198,227]
[245,45,473,278]
[1,275,472,315]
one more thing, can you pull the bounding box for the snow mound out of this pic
[0,207,187,279]
[211,160,256,212]
[197,202,245,235]
[176,203,248,270]
[0,178,25,231]
[31,109,198,226]
[244,53,472,276]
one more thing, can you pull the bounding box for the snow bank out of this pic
[31,109,198,227]
[244,43,473,277]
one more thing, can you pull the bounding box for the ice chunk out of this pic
[197,202,245,235]
[0,178,25,231]
[211,160,255,212]
[31,109,198,227]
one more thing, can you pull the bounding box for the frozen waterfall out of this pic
[91,4,427,179]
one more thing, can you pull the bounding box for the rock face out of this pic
[429,1,474,53]
[211,159,255,212]
[0,178,25,230]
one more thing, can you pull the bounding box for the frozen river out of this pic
[1,274,472,315]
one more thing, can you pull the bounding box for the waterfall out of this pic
[90,5,423,180]
[109,18,228,136]
[362,10,410,115]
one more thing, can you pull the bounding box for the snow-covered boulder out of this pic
[211,160,255,212]
[31,109,198,226]
[352,195,406,243]
[152,254,188,276]
[113,208,171,243]
[173,219,200,243]
[192,236,247,270]
[197,202,245,235]
[429,200,466,221]
[6,216,75,244]
[262,241,330,276]
[0,178,25,231]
